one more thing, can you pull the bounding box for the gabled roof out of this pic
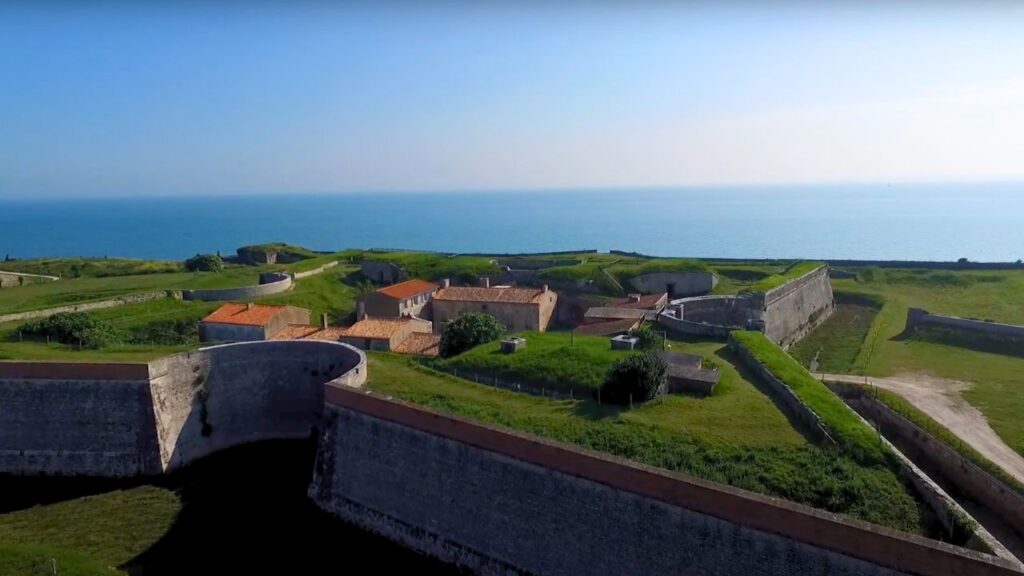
[392,332,441,356]
[584,307,648,321]
[434,286,546,304]
[574,318,641,336]
[202,303,291,327]
[376,278,437,300]
[269,324,348,341]
[341,316,427,340]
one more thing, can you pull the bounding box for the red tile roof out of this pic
[377,279,437,300]
[269,324,348,341]
[202,303,291,327]
[434,286,546,304]
[574,318,641,336]
[340,316,427,340]
[392,332,441,356]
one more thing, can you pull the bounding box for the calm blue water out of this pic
[2,184,1023,261]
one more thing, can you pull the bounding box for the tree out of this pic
[185,253,225,272]
[957,257,970,264]
[439,312,506,357]
[600,352,667,405]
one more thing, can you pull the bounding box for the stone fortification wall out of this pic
[312,385,1021,576]
[905,308,1024,342]
[181,271,292,302]
[758,265,835,348]
[0,361,160,477]
[0,341,365,477]
[0,270,59,288]
[0,290,174,324]
[835,385,1024,539]
[627,271,717,297]
[657,295,751,338]
[291,260,339,280]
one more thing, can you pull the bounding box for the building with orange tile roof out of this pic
[200,302,311,343]
[432,283,558,332]
[357,278,438,319]
[338,316,433,352]
[391,331,441,357]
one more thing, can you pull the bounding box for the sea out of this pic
[2,183,1023,262]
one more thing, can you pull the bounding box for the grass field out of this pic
[367,352,939,536]
[830,268,1024,455]
[789,293,883,374]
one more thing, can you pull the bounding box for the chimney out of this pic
[482,277,490,288]
[321,313,329,329]
[246,302,253,310]
[441,278,450,289]
[543,284,549,293]
[357,301,367,321]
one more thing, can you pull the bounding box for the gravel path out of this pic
[822,372,1024,484]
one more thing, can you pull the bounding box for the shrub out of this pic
[18,312,124,348]
[439,313,506,357]
[184,254,224,272]
[600,351,667,405]
[633,324,665,351]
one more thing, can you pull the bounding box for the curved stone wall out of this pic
[292,260,339,280]
[0,340,365,477]
[181,271,292,302]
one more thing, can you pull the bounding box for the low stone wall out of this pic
[181,271,292,302]
[311,384,1023,576]
[0,270,59,288]
[906,308,1024,342]
[292,260,339,280]
[835,385,1024,540]
[0,290,174,324]
[728,334,836,445]
[657,310,734,338]
[0,341,366,477]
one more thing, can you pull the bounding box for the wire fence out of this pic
[449,368,592,401]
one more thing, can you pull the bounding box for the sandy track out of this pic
[822,373,1024,484]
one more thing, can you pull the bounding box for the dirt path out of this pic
[822,372,1024,484]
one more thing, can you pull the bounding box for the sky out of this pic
[2,1,1024,198]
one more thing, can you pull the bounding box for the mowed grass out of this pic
[367,353,935,535]
[789,294,882,374]
[830,268,1024,454]
[0,486,181,575]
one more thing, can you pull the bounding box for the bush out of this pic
[600,352,667,405]
[18,312,124,348]
[439,313,506,358]
[633,324,665,351]
[184,254,224,272]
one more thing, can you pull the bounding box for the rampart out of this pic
[626,271,717,297]
[0,341,365,477]
[905,308,1024,343]
[181,271,292,302]
[0,270,59,288]
[291,260,338,279]
[311,384,1022,576]
[0,290,175,324]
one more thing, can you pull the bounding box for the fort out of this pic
[0,341,1021,575]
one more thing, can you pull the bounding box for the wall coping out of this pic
[324,384,1023,576]
[0,361,151,381]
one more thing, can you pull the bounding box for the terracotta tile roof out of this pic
[269,324,348,341]
[612,293,668,310]
[584,307,648,321]
[340,316,424,340]
[202,303,290,327]
[377,278,437,300]
[392,332,441,356]
[434,286,546,304]
[574,318,640,336]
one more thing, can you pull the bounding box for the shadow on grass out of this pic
[571,396,628,421]
[713,346,823,446]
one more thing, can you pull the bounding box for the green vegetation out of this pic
[742,261,824,293]
[0,257,181,278]
[633,323,665,351]
[238,242,319,261]
[855,385,1024,494]
[830,267,1024,454]
[431,331,628,392]
[536,257,712,296]
[730,330,893,467]
[18,313,126,348]
[789,292,883,374]
[183,253,224,272]
[368,353,935,535]
[601,351,667,405]
[359,250,500,282]
[439,312,506,357]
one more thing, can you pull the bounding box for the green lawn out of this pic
[831,268,1024,455]
[0,257,182,279]
[789,293,882,374]
[367,353,937,536]
[742,261,825,293]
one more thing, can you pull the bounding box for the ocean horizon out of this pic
[2,183,1023,262]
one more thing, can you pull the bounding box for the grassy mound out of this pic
[0,258,182,278]
[742,261,825,293]
[359,251,500,282]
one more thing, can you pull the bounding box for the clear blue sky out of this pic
[2,2,1023,198]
